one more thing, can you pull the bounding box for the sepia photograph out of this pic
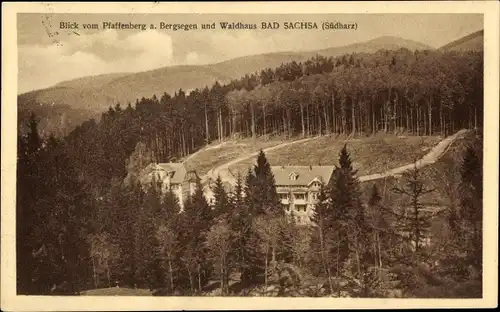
[2,1,499,311]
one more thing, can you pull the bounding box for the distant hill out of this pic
[15,35,449,136]
[314,35,432,57]
[439,29,484,52]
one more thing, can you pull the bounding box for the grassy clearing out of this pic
[229,134,442,178]
[361,130,480,239]
[184,135,297,177]
[363,130,477,205]
[80,287,153,296]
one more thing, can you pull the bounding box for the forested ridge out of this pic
[16,46,483,297]
[44,48,484,194]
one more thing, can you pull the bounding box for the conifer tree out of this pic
[160,186,182,292]
[179,180,213,293]
[252,150,281,216]
[111,181,142,287]
[226,173,251,287]
[237,168,266,285]
[327,145,362,278]
[392,164,434,262]
[458,146,482,270]
[17,114,94,294]
[17,113,43,294]
[212,175,230,220]
[133,181,159,289]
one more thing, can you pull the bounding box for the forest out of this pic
[55,48,483,193]
[16,47,483,297]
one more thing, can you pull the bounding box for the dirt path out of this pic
[202,129,468,188]
[359,129,467,182]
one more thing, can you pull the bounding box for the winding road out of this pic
[201,129,468,190]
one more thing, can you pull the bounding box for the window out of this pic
[295,216,307,224]
[311,192,319,200]
[289,172,299,181]
[279,193,289,200]
[295,204,307,212]
[294,193,306,200]
[310,181,321,188]
[282,204,290,212]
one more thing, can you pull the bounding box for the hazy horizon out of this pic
[18,13,483,94]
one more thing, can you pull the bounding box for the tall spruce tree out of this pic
[237,167,267,286]
[17,114,94,294]
[133,181,159,289]
[17,113,43,294]
[109,180,142,287]
[252,150,281,216]
[179,180,213,293]
[327,145,363,279]
[212,175,230,220]
[227,173,253,288]
[457,145,483,273]
[155,187,181,293]
[392,164,434,262]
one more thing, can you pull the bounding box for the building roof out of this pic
[142,162,188,184]
[271,166,335,187]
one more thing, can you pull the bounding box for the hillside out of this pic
[228,134,442,179]
[314,35,432,57]
[18,35,433,136]
[439,29,483,52]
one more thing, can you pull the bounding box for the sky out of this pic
[17,13,483,94]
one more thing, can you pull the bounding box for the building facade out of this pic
[271,166,335,225]
[139,162,199,210]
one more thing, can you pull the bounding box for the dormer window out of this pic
[308,178,322,188]
[289,172,299,181]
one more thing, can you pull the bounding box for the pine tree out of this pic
[226,173,251,289]
[109,181,141,287]
[328,145,362,277]
[212,175,230,220]
[154,186,181,293]
[133,181,158,289]
[252,150,281,216]
[311,145,366,296]
[17,113,43,294]
[392,163,434,263]
[179,180,213,293]
[457,145,482,273]
[18,115,95,294]
[237,168,266,286]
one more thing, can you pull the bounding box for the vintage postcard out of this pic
[1,1,499,311]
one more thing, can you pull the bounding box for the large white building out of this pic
[271,166,335,224]
[139,163,199,210]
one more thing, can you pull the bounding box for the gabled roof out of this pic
[271,166,335,187]
[142,162,187,184]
